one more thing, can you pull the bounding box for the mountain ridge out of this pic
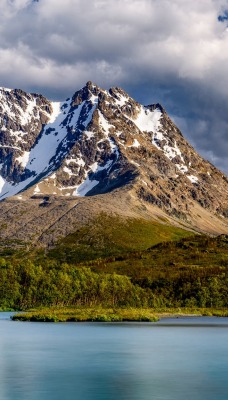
[0,81,227,245]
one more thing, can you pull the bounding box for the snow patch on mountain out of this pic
[57,109,121,197]
[49,102,62,123]
[0,97,74,199]
[98,111,115,135]
[19,98,37,125]
[0,175,35,200]
[16,151,30,168]
[63,166,74,176]
[0,87,12,92]
[90,93,98,105]
[152,127,192,177]
[27,108,69,174]
[128,139,140,148]
[115,93,129,107]
[163,141,183,160]
[128,105,192,178]
[187,175,198,183]
[0,144,20,150]
[85,131,95,140]
[131,106,162,133]
[0,175,5,192]
[176,164,188,173]
[8,130,27,142]
[34,184,41,194]
[73,177,99,196]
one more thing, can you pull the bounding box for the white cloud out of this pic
[0,0,227,172]
[0,0,227,93]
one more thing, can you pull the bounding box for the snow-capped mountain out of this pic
[0,81,227,237]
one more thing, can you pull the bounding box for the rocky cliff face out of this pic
[0,81,227,238]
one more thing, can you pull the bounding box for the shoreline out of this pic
[10,307,228,322]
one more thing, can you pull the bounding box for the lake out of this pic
[0,313,228,400]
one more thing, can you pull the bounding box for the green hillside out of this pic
[0,214,227,312]
[47,214,192,263]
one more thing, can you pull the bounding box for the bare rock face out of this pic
[0,87,53,185]
[0,82,227,244]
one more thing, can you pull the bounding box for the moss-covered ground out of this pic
[12,306,228,322]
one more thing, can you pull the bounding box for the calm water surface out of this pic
[0,313,228,400]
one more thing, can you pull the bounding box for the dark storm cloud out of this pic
[0,0,227,172]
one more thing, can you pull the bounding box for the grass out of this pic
[12,307,159,322]
[0,214,193,266]
[47,214,193,264]
[11,306,228,322]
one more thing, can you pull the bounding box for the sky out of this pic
[0,0,227,173]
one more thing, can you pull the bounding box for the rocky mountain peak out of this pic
[71,81,100,106]
[0,82,227,234]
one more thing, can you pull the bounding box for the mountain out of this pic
[0,81,227,247]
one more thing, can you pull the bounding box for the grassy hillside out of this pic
[47,214,193,263]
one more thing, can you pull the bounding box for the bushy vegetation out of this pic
[88,234,228,308]
[0,261,157,309]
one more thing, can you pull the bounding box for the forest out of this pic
[0,234,227,311]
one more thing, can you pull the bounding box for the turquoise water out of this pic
[0,313,228,400]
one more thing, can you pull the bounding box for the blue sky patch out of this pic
[218,11,228,22]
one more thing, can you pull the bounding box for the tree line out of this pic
[0,256,227,310]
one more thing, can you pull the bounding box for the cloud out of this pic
[0,0,227,172]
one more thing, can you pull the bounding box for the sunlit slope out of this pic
[48,214,193,263]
